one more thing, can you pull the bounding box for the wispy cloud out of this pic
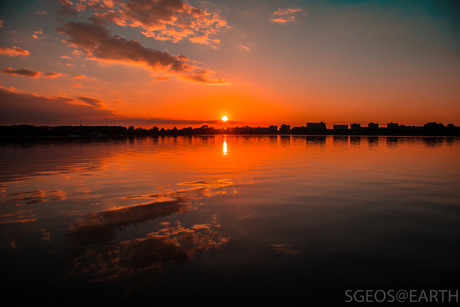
[270,7,306,23]
[239,44,250,52]
[44,72,63,78]
[58,21,228,84]
[273,8,304,16]
[31,28,47,39]
[35,10,47,16]
[144,118,238,125]
[1,68,63,78]
[271,16,295,24]
[73,74,96,81]
[0,46,30,57]
[77,96,104,108]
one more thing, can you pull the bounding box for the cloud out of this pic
[32,28,47,39]
[0,86,238,127]
[1,68,40,78]
[56,0,79,16]
[239,45,250,52]
[0,46,30,57]
[273,8,304,16]
[270,7,305,23]
[0,86,117,125]
[1,68,63,78]
[77,96,104,108]
[57,0,229,47]
[44,72,63,78]
[270,16,295,24]
[0,86,236,126]
[73,74,96,80]
[58,21,228,84]
[144,118,238,125]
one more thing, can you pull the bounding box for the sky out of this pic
[0,0,459,128]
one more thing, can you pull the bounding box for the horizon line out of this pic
[1,120,458,129]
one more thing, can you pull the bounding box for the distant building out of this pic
[350,123,362,134]
[280,124,291,134]
[387,122,398,129]
[332,125,348,135]
[333,125,348,130]
[351,123,361,130]
[255,126,274,134]
[306,122,327,130]
[368,122,379,129]
[228,125,277,134]
[304,122,327,134]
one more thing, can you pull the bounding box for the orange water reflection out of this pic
[0,136,459,302]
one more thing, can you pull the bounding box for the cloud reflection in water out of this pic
[65,179,233,290]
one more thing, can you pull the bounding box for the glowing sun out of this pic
[221,115,229,122]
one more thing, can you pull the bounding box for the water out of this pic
[1,135,459,304]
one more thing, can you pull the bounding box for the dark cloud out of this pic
[1,68,63,78]
[1,68,40,78]
[77,96,104,108]
[0,86,231,127]
[56,0,78,16]
[58,21,227,84]
[0,86,115,125]
[144,118,238,125]
[59,21,183,70]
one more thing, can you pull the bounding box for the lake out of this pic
[1,135,459,304]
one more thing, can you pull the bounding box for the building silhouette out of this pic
[280,124,291,134]
[304,122,327,134]
[368,122,379,129]
[350,123,362,134]
[1,121,459,137]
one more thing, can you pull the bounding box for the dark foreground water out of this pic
[1,135,459,305]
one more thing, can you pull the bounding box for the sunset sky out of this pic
[0,0,459,128]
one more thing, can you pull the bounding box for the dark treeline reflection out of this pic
[293,135,453,149]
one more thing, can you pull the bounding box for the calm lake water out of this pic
[1,135,459,304]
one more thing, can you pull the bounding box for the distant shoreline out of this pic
[1,122,459,138]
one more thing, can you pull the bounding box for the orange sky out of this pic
[0,0,459,128]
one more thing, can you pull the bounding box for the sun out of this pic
[221,115,229,122]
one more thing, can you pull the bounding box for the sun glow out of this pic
[221,115,228,122]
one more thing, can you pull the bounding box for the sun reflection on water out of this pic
[223,136,228,155]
